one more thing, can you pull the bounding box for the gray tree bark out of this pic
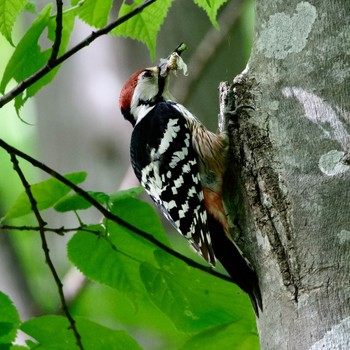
[222,1,350,349]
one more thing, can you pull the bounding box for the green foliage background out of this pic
[0,0,258,349]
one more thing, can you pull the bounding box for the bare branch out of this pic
[7,153,84,350]
[0,0,157,108]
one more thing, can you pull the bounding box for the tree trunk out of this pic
[222,1,350,349]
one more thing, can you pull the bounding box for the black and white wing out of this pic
[130,101,216,265]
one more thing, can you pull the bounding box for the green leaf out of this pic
[180,320,259,350]
[75,0,113,28]
[109,186,144,202]
[73,283,184,347]
[23,1,37,14]
[21,315,141,349]
[0,4,52,94]
[79,318,142,350]
[193,0,228,28]
[54,187,143,212]
[0,3,75,113]
[53,191,109,212]
[112,0,174,61]
[0,0,27,45]
[68,197,169,300]
[68,228,148,299]
[3,172,87,220]
[54,192,94,212]
[109,196,170,246]
[0,291,21,345]
[140,250,256,333]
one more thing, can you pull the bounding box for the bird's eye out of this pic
[142,70,153,79]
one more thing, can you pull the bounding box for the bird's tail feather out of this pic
[208,214,263,316]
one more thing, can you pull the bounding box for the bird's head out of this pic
[119,66,172,126]
[119,43,188,126]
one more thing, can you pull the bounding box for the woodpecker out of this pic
[119,48,262,315]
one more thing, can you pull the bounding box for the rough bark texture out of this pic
[221,1,350,349]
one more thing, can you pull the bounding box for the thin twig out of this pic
[7,153,84,350]
[48,0,63,66]
[0,138,231,283]
[0,224,100,236]
[0,0,157,108]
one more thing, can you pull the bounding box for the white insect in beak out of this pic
[159,43,189,78]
